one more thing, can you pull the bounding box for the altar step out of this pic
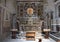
[35,32,44,39]
[3,38,56,42]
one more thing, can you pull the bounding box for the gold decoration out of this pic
[27,8,33,15]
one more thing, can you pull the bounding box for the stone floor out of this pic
[2,31,56,42]
[3,38,56,42]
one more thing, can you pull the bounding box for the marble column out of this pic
[12,14,16,29]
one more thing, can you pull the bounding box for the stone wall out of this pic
[43,0,58,32]
[0,0,16,41]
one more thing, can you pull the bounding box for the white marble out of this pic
[3,38,56,42]
[42,38,56,42]
[3,31,56,42]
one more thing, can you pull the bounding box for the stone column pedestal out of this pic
[11,29,17,39]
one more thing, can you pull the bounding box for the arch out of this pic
[55,2,60,18]
[58,5,60,17]
[55,1,60,32]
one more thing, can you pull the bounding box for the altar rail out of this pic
[50,34,60,42]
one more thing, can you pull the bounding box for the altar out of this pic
[17,2,44,41]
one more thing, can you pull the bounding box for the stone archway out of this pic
[55,1,60,32]
[55,1,60,18]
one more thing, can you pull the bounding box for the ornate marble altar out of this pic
[17,1,44,32]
